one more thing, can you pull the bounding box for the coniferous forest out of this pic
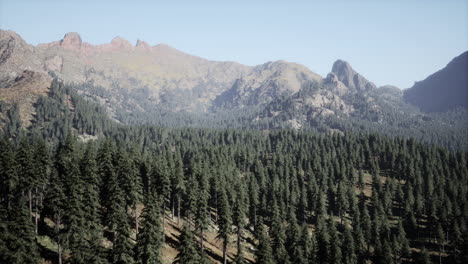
[0,80,467,264]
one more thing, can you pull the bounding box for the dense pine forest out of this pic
[1,80,468,264]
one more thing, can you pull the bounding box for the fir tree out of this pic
[174,225,200,264]
[137,194,163,264]
[255,224,274,264]
[217,189,232,264]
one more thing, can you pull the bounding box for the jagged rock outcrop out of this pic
[404,51,468,112]
[109,36,133,50]
[0,30,44,81]
[323,72,348,95]
[213,60,322,109]
[331,59,377,92]
[60,32,82,50]
[0,30,253,114]
[136,39,151,51]
[44,55,63,72]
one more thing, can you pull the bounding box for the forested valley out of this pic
[1,80,467,264]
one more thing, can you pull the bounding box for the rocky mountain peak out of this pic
[60,32,82,50]
[110,36,132,50]
[332,60,354,78]
[0,30,32,59]
[0,30,43,81]
[331,59,376,92]
[135,39,151,50]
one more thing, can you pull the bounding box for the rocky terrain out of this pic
[0,29,467,149]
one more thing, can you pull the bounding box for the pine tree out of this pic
[111,189,135,264]
[233,182,247,264]
[79,142,106,263]
[329,218,342,264]
[44,158,67,264]
[31,138,50,234]
[255,224,274,264]
[16,137,36,217]
[217,189,232,264]
[137,194,163,264]
[419,247,432,264]
[270,202,290,264]
[248,175,260,228]
[194,162,210,259]
[393,221,410,263]
[174,225,200,264]
[152,154,171,228]
[118,147,143,236]
[0,137,18,210]
[171,152,185,224]
[343,226,357,264]
[107,151,134,264]
[59,136,90,264]
[0,196,40,264]
[316,215,330,263]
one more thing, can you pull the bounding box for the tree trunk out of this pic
[40,187,44,207]
[28,189,32,215]
[162,203,166,242]
[215,193,218,223]
[237,226,242,257]
[34,194,38,234]
[56,215,62,264]
[223,241,228,264]
[134,204,139,235]
[58,242,62,264]
[177,195,181,225]
[172,196,175,221]
[439,244,442,264]
[200,227,204,257]
[340,210,343,226]
[253,206,257,230]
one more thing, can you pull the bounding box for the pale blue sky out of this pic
[1,0,467,88]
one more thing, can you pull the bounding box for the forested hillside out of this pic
[1,119,468,263]
[0,29,467,264]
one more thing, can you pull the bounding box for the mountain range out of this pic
[0,29,467,148]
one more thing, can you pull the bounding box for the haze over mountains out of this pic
[0,29,467,148]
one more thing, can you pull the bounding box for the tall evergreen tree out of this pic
[0,196,40,264]
[79,142,106,263]
[217,189,232,264]
[233,182,247,264]
[174,225,200,264]
[137,194,163,264]
[255,224,274,264]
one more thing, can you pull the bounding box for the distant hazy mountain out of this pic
[404,51,468,112]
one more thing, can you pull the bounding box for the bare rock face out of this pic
[110,37,133,50]
[304,92,353,115]
[213,60,322,109]
[60,32,82,50]
[331,59,376,92]
[324,72,348,95]
[44,55,63,72]
[0,30,44,81]
[0,70,51,127]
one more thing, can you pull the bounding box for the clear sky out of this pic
[1,0,467,88]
